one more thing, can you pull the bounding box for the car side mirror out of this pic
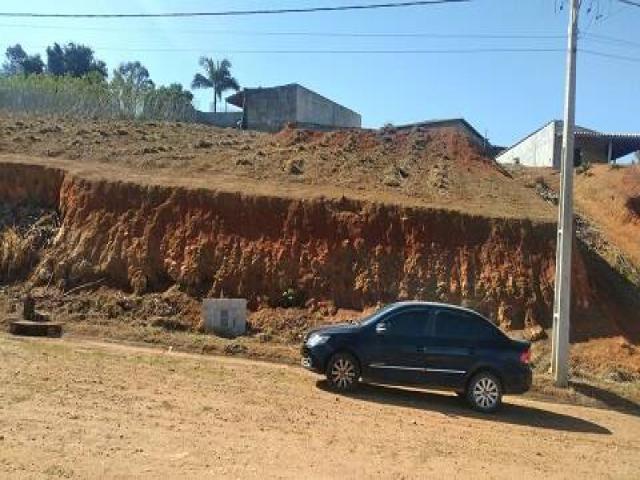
[376,322,388,334]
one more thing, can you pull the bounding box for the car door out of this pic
[422,309,491,388]
[364,308,433,385]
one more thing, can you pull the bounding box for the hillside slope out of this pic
[0,113,554,220]
[574,164,640,268]
[0,114,638,344]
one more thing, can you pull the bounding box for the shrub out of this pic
[280,287,306,308]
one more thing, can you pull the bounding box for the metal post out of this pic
[551,0,579,388]
[607,139,613,165]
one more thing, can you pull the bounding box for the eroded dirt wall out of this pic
[0,162,597,330]
[0,162,63,207]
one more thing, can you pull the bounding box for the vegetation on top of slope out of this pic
[0,114,555,220]
[0,74,196,122]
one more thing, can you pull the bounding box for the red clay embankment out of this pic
[0,160,607,334]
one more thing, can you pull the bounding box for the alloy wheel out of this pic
[330,358,356,389]
[472,377,499,410]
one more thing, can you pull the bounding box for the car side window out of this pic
[384,310,432,337]
[434,309,498,341]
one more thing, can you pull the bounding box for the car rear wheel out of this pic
[326,353,360,392]
[466,372,502,413]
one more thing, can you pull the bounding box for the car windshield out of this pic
[357,303,397,326]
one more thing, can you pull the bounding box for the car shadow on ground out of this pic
[316,381,611,435]
[569,380,640,417]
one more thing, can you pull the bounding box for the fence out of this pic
[0,75,196,122]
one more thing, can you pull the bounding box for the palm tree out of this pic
[191,57,240,112]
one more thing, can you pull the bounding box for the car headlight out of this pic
[306,333,330,348]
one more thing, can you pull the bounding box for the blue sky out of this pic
[0,0,638,146]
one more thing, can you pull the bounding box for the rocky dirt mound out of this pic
[0,112,554,220]
[583,165,640,261]
[561,165,639,266]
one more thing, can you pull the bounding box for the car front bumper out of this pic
[300,344,332,374]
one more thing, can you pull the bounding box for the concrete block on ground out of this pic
[9,319,63,337]
[202,299,247,337]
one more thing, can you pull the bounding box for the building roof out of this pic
[556,121,640,159]
[574,130,640,159]
[393,118,486,143]
[226,92,243,108]
[498,120,640,161]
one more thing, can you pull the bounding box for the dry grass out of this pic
[0,112,555,221]
[574,164,640,266]
[512,164,640,274]
[0,227,33,281]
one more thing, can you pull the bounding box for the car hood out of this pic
[306,322,359,338]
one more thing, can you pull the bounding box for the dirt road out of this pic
[1,335,638,479]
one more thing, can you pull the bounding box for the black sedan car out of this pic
[301,301,532,413]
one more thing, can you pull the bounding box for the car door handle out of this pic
[417,346,429,353]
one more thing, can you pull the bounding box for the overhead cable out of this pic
[0,1,471,19]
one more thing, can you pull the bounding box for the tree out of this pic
[167,83,193,102]
[2,44,44,76]
[45,42,107,79]
[20,54,45,76]
[113,62,154,91]
[156,83,194,103]
[144,83,195,121]
[111,61,155,117]
[45,43,65,76]
[191,57,239,112]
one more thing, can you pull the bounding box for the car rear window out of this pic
[434,310,500,341]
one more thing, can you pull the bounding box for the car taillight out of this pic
[519,349,531,365]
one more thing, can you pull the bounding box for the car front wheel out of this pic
[467,372,503,413]
[326,353,360,392]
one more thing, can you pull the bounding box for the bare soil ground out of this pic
[511,164,640,275]
[572,164,640,267]
[0,113,554,220]
[2,284,640,401]
[1,335,639,480]
[1,113,639,438]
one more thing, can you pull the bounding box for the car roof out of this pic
[387,301,484,317]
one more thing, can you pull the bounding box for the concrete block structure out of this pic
[226,83,361,132]
[497,120,640,169]
[202,299,247,337]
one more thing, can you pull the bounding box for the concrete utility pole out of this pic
[551,0,580,388]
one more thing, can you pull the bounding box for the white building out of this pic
[496,120,640,169]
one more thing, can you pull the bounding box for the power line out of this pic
[21,45,565,54]
[616,0,640,7]
[0,1,470,19]
[582,32,640,49]
[581,48,640,63]
[0,22,564,40]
